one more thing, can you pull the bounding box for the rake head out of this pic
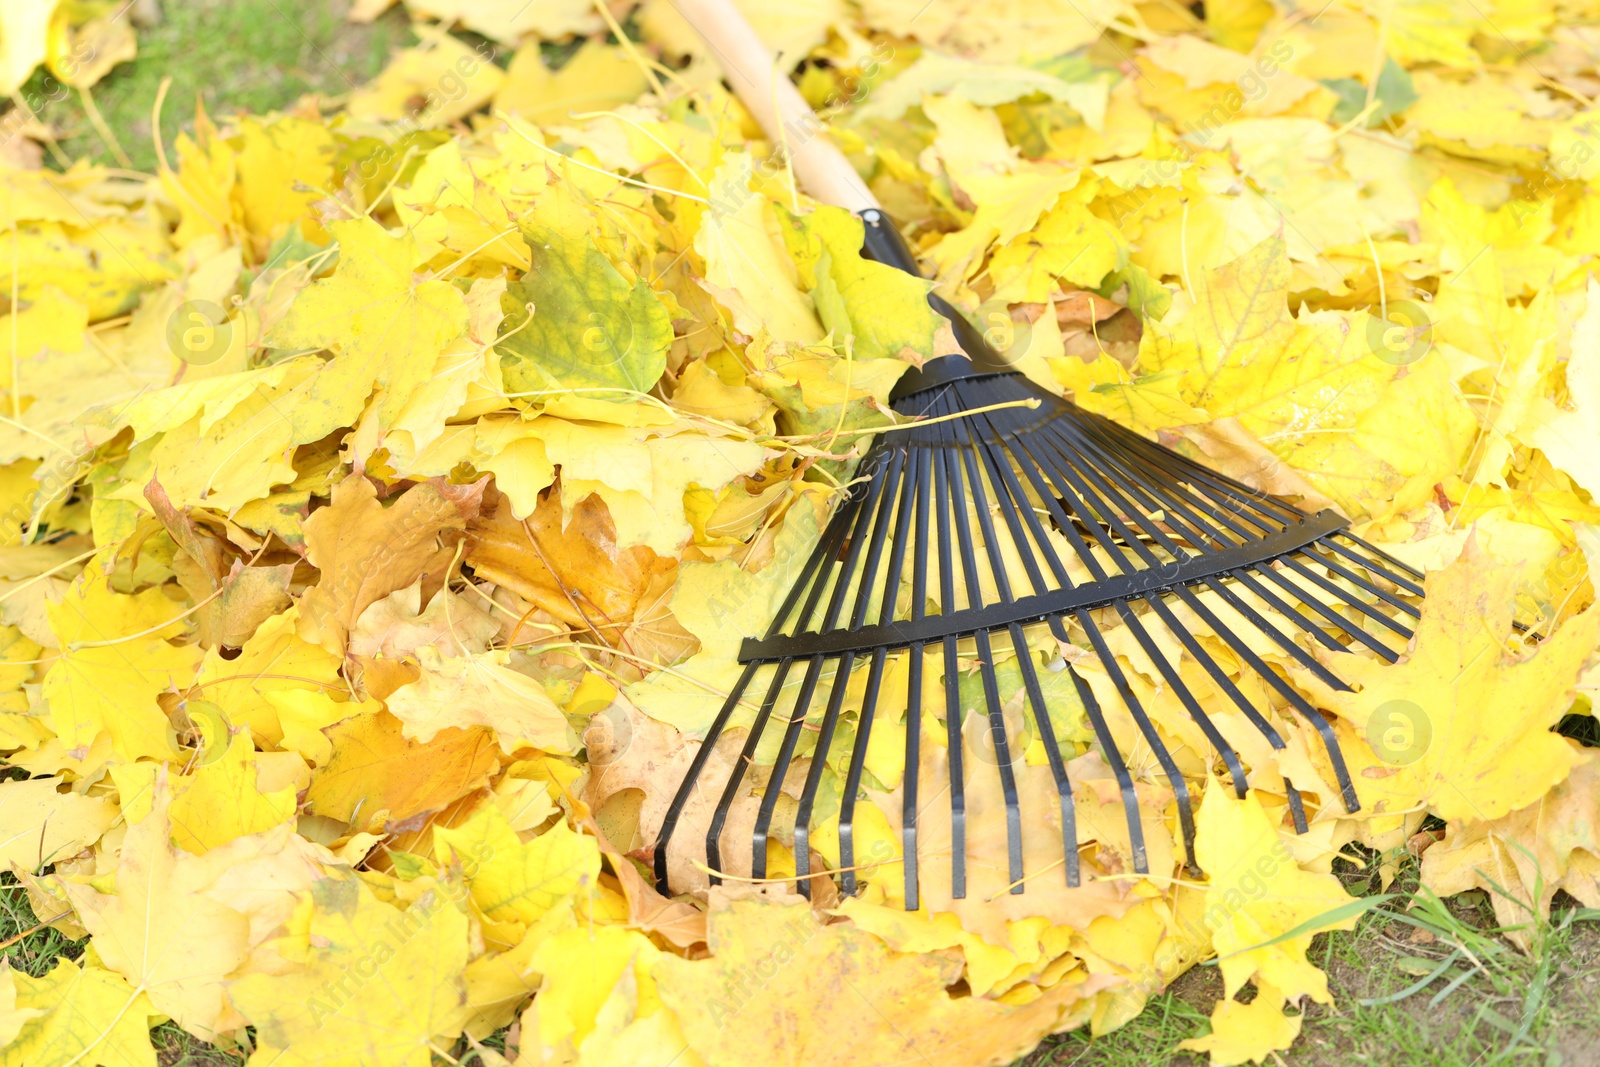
[652,218,1427,910]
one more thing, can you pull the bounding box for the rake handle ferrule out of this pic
[673,0,1009,395]
[859,208,1020,398]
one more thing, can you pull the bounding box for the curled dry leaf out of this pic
[466,485,677,646]
[305,711,500,833]
[299,474,489,656]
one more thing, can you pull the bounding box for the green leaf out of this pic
[1098,262,1171,322]
[496,220,671,398]
[1323,59,1418,128]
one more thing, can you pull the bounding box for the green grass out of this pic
[24,0,410,172]
[0,875,83,979]
[1021,859,1600,1067]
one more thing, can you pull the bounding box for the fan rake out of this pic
[655,0,1427,910]
[652,260,1424,906]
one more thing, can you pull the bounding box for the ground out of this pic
[5,1,1600,1064]
[1026,882,1600,1066]
[26,0,408,172]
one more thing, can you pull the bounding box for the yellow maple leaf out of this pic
[694,155,824,346]
[1133,234,1474,518]
[923,95,1083,283]
[1177,982,1302,1066]
[0,775,116,873]
[0,958,157,1067]
[266,216,469,441]
[232,116,337,247]
[305,711,500,833]
[495,41,650,126]
[1527,277,1600,501]
[42,562,202,763]
[164,732,299,854]
[433,803,602,929]
[60,777,251,1040]
[297,473,487,655]
[0,1,58,94]
[1191,781,1359,1004]
[656,895,1115,1067]
[496,214,674,400]
[522,924,666,1059]
[189,608,346,747]
[347,32,504,125]
[1293,541,1600,826]
[0,963,41,1047]
[231,872,471,1067]
[1421,748,1600,945]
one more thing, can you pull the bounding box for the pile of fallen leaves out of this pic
[3,0,1600,1065]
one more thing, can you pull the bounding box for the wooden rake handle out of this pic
[668,0,881,213]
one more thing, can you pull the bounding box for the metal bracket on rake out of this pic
[653,369,1426,911]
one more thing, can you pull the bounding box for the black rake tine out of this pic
[1028,428,1149,576]
[904,639,925,910]
[951,414,1014,601]
[1005,429,1112,583]
[1274,554,1418,638]
[655,660,760,892]
[846,446,907,629]
[793,652,857,896]
[929,406,968,898]
[939,411,983,897]
[836,444,920,900]
[1285,779,1310,833]
[1081,415,1305,534]
[1200,572,1353,689]
[1042,423,1201,576]
[774,451,899,888]
[708,658,795,885]
[1226,566,1362,655]
[751,655,828,880]
[1052,614,1149,875]
[974,629,1025,892]
[782,441,896,894]
[903,440,934,910]
[838,647,889,898]
[954,423,1029,889]
[1040,424,1170,562]
[1174,583,1361,813]
[1300,543,1425,616]
[1009,622,1079,886]
[1069,416,1252,554]
[1233,566,1407,662]
[1115,600,1248,802]
[1087,410,1308,527]
[1077,607,1198,874]
[1142,594,1287,748]
[818,464,890,635]
[766,479,856,639]
[942,633,967,899]
[965,410,1057,593]
[1317,538,1428,600]
[998,412,1209,863]
[1336,528,1427,581]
